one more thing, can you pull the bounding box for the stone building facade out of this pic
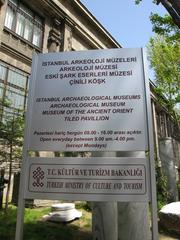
[0,0,121,206]
[0,0,120,117]
[0,0,179,204]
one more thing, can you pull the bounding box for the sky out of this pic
[80,0,167,80]
[80,0,167,48]
[80,1,179,109]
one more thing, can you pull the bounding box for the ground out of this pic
[0,203,179,239]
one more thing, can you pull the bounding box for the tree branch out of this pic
[167,0,180,16]
[157,0,180,27]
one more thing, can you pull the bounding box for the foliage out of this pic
[0,113,24,146]
[135,0,156,4]
[76,201,92,212]
[135,0,180,28]
[146,2,180,122]
[0,98,24,163]
[135,2,180,124]
[0,98,25,211]
[135,0,180,40]
[0,205,18,238]
[147,35,180,113]
[135,1,179,42]
[177,181,180,200]
[150,13,180,42]
[156,166,169,210]
[0,204,92,240]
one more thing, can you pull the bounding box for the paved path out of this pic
[159,234,179,240]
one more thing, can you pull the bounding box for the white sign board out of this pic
[28,48,148,151]
[15,48,158,240]
[25,157,149,202]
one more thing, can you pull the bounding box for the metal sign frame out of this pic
[142,48,158,239]
[15,48,158,240]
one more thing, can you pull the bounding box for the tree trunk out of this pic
[92,152,151,240]
[159,137,178,202]
[5,144,13,213]
[117,203,151,240]
[92,201,118,240]
[168,0,180,16]
[92,152,118,240]
[0,169,5,209]
[117,152,151,240]
[158,0,180,27]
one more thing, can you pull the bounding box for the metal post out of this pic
[15,56,38,240]
[142,48,158,240]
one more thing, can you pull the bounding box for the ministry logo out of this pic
[32,167,45,188]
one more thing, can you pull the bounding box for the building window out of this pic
[0,62,29,115]
[4,0,44,48]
